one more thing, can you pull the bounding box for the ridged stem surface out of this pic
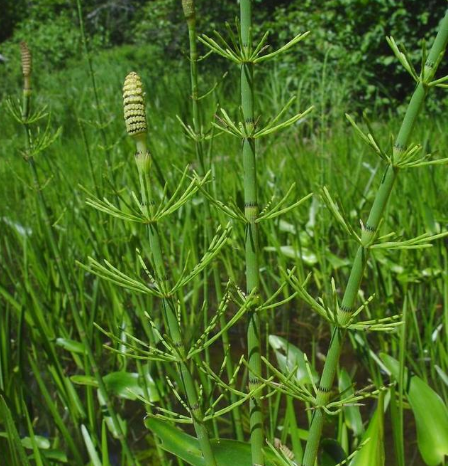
[240,1,264,464]
[302,12,448,466]
[135,139,217,466]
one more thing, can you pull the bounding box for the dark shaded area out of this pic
[1,0,447,105]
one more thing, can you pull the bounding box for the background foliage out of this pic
[1,0,447,105]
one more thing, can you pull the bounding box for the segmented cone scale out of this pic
[20,42,32,77]
[123,72,147,137]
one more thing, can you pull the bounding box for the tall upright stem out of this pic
[240,1,264,464]
[182,0,244,440]
[302,12,448,466]
[134,137,217,466]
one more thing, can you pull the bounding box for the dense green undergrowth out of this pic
[0,19,447,466]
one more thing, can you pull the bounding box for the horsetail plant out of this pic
[10,42,139,466]
[84,67,280,464]
[239,2,265,463]
[84,70,228,465]
[291,12,448,466]
[199,1,314,463]
[124,73,221,466]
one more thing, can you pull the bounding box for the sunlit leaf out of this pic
[349,393,385,466]
[265,246,318,265]
[56,338,85,354]
[71,371,160,402]
[0,433,50,450]
[145,418,283,466]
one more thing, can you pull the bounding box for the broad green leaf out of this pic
[278,221,312,245]
[56,337,85,354]
[350,393,385,466]
[264,246,318,265]
[338,369,364,437]
[104,372,155,401]
[269,335,318,384]
[71,371,160,402]
[326,252,350,270]
[21,435,50,450]
[71,375,98,387]
[145,418,283,466]
[0,433,50,450]
[279,219,297,234]
[380,353,448,466]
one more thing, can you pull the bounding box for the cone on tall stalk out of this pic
[300,11,448,466]
[122,71,218,466]
[14,42,139,466]
[20,42,32,121]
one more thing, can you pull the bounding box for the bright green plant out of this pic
[0,2,447,465]
[122,70,218,465]
[200,0,313,462]
[289,11,448,466]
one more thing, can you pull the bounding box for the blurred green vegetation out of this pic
[0,0,447,106]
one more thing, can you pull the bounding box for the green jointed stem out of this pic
[302,12,448,466]
[240,1,264,464]
[20,53,138,466]
[138,144,217,466]
[124,73,217,466]
[182,0,201,144]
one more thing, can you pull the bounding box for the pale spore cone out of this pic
[123,72,147,137]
